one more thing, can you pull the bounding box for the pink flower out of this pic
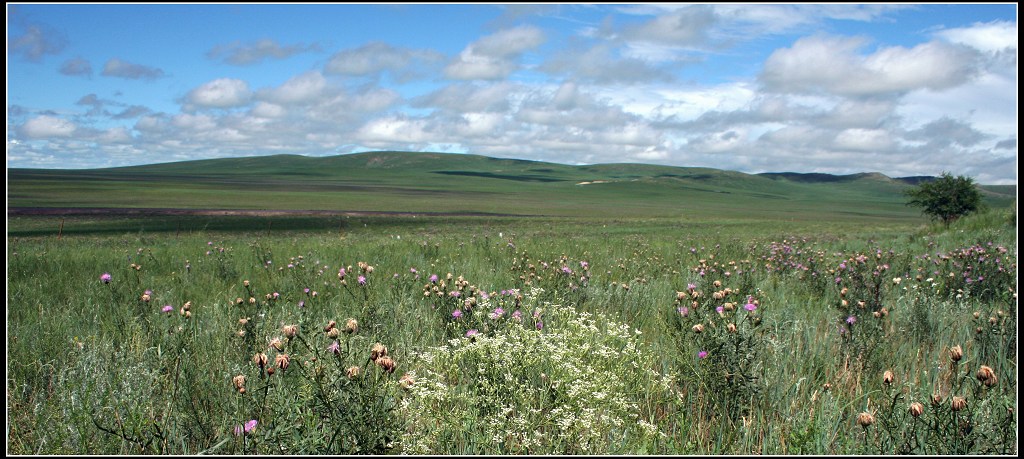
[466,329,479,337]
[161,305,174,313]
[100,273,112,284]
[357,275,366,286]
[744,302,757,312]
[234,419,257,435]
[698,350,708,359]
[452,310,463,319]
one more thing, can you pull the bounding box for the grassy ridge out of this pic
[9,151,1015,222]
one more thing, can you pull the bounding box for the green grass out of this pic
[6,205,1017,454]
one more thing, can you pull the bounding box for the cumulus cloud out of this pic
[8,24,67,61]
[19,115,77,138]
[412,82,516,113]
[59,57,93,76]
[760,35,982,97]
[934,20,1017,54]
[185,78,252,108]
[445,26,545,80]
[207,38,319,65]
[257,71,327,104]
[101,58,166,80]
[325,41,444,81]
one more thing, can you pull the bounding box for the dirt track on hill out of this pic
[6,207,529,218]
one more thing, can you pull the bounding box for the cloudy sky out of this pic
[6,3,1018,184]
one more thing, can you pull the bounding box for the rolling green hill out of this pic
[6,151,1016,223]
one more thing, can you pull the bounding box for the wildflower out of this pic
[931,393,943,407]
[243,280,250,287]
[716,306,724,316]
[846,316,856,325]
[744,302,757,312]
[857,412,875,428]
[429,274,439,283]
[346,366,361,379]
[274,353,290,370]
[100,273,112,284]
[950,396,967,412]
[535,321,543,330]
[358,275,367,286]
[162,305,174,313]
[269,338,284,352]
[976,365,998,387]
[727,323,738,333]
[327,327,340,339]
[678,306,689,317]
[949,345,963,363]
[234,419,257,436]
[698,350,708,359]
[327,341,340,355]
[489,307,504,319]
[465,329,479,337]
[452,310,462,319]
[232,374,246,391]
[908,402,924,418]
[141,292,151,302]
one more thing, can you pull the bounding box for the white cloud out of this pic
[207,38,318,65]
[19,115,77,138]
[186,78,252,108]
[623,5,716,46]
[101,58,166,80]
[445,26,545,80]
[760,35,982,96]
[258,71,327,104]
[325,42,444,81]
[935,20,1017,54]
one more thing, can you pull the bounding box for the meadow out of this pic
[6,205,1017,454]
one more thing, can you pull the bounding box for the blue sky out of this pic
[6,3,1018,184]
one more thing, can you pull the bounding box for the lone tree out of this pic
[904,172,984,226]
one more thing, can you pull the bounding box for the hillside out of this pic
[6,151,1016,222]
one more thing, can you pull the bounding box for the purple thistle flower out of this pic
[466,329,479,337]
[162,305,174,313]
[298,300,305,308]
[100,273,112,284]
[846,315,857,325]
[744,302,757,312]
[327,341,340,355]
[535,321,543,330]
[687,283,696,291]
[698,350,708,359]
[716,306,725,315]
[452,310,462,319]
[430,274,439,283]
[357,275,366,286]
[512,310,522,321]
[678,306,689,317]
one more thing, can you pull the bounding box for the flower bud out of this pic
[908,402,924,418]
[949,345,963,363]
[269,337,284,351]
[232,374,246,390]
[346,366,361,379]
[327,327,340,339]
[882,370,895,386]
[692,324,704,333]
[370,343,388,361]
[282,325,298,339]
[931,393,942,407]
[950,396,967,412]
[253,352,268,368]
[324,320,337,332]
[976,365,997,387]
[375,355,397,373]
[727,323,738,333]
[344,318,358,334]
[857,412,874,427]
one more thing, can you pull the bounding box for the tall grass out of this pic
[6,208,1016,454]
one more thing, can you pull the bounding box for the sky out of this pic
[6,3,1018,185]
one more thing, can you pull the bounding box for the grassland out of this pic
[6,152,1018,454]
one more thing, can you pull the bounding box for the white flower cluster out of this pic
[398,289,672,454]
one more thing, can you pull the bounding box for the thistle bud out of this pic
[243,280,250,287]
[232,374,246,390]
[327,327,340,339]
[882,370,895,386]
[375,355,397,373]
[346,366,361,379]
[399,373,415,389]
[269,337,284,352]
[344,318,358,334]
[950,396,967,412]
[931,393,942,407]
[908,402,924,418]
[324,320,337,332]
[692,324,704,333]
[949,345,963,363]
[857,412,874,428]
[976,365,997,387]
[370,343,388,361]
[727,323,738,333]
[973,311,980,319]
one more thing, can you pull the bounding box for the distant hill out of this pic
[7,151,1017,222]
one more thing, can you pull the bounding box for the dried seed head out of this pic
[274,353,291,371]
[344,318,358,334]
[931,393,943,407]
[399,373,415,389]
[232,374,246,390]
[370,343,388,361]
[857,412,875,427]
[972,311,980,319]
[243,280,250,287]
[949,345,963,363]
[976,365,997,387]
[882,370,895,386]
[989,316,998,325]
[823,383,832,391]
[692,324,704,333]
[950,396,967,412]
[282,325,298,339]
[238,317,249,326]
[676,291,687,301]
[727,323,738,333]
[375,355,397,373]
[324,320,337,332]
[253,353,268,368]
[908,402,924,418]
[346,366,361,379]
[327,327,340,339]
[269,338,284,352]
[840,287,848,297]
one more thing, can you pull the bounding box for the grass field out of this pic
[6,203,1017,454]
